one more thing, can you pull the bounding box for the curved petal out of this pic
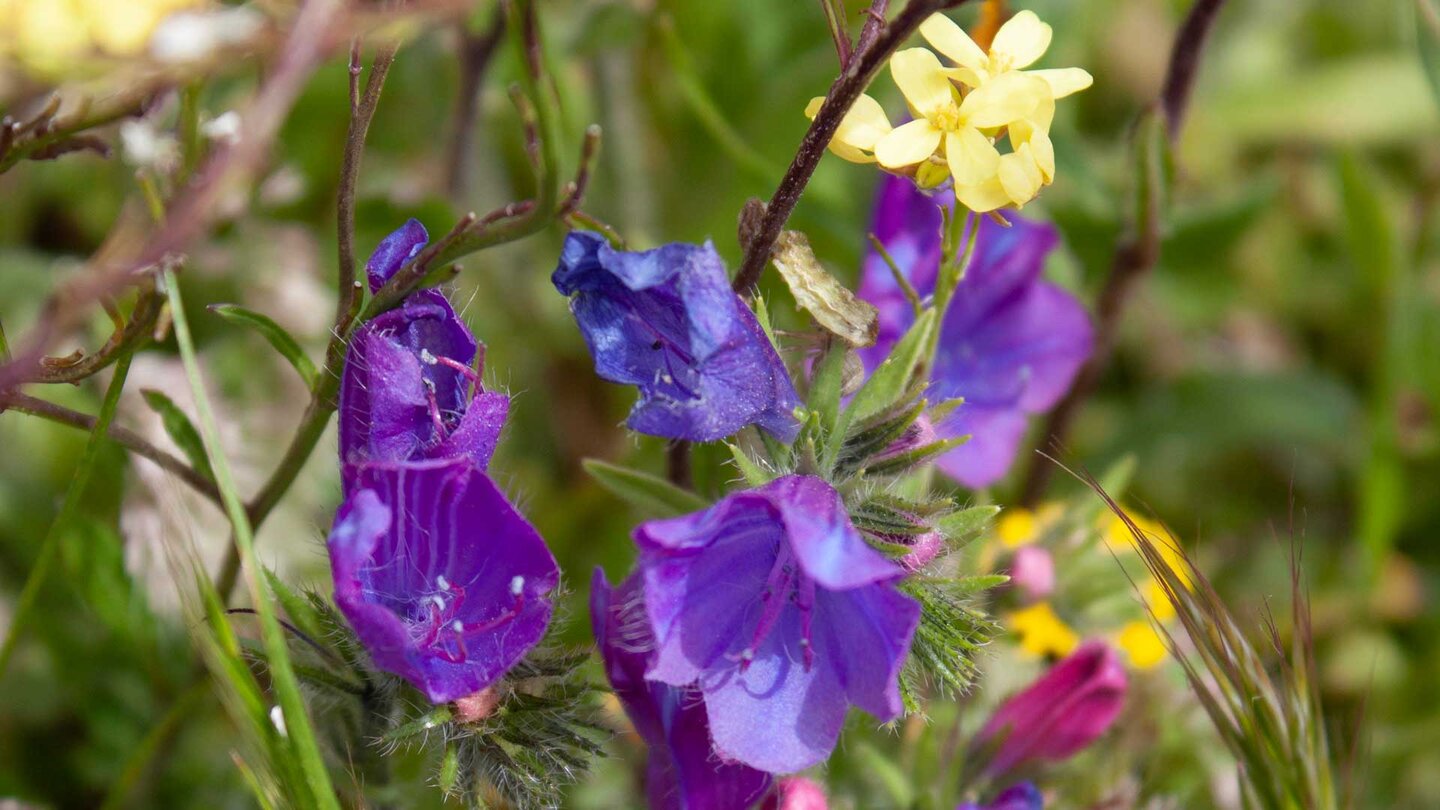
[874,119,943,169]
[997,145,1044,208]
[953,176,1012,213]
[991,9,1052,70]
[919,12,988,75]
[763,476,901,590]
[831,93,893,151]
[813,584,920,721]
[703,612,848,773]
[959,71,1048,129]
[946,127,1001,187]
[932,403,1029,488]
[365,218,428,292]
[889,47,953,117]
[1030,67,1094,99]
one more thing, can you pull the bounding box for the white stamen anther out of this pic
[452,620,464,633]
[420,348,438,365]
[740,649,754,661]
[436,575,451,591]
[510,575,525,596]
[427,595,446,609]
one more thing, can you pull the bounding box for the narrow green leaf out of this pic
[582,458,709,517]
[167,272,339,810]
[209,304,319,387]
[141,389,216,482]
[847,308,936,425]
[850,740,914,807]
[864,434,968,478]
[263,569,327,651]
[807,339,848,433]
[726,443,774,487]
[934,505,1000,544]
[0,348,135,678]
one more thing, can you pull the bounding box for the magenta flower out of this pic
[636,475,920,773]
[552,231,801,443]
[859,177,1093,488]
[327,459,559,704]
[957,782,1043,810]
[1008,546,1055,602]
[972,641,1127,775]
[339,219,509,471]
[591,570,772,810]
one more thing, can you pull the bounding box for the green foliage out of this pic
[207,304,320,388]
[582,458,709,517]
[139,389,215,483]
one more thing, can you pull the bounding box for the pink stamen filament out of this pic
[423,380,449,439]
[412,582,526,664]
[738,546,816,672]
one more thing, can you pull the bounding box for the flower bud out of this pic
[973,641,1126,775]
[763,776,829,810]
[878,413,937,460]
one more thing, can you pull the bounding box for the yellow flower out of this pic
[995,502,1062,548]
[919,10,1093,99]
[1007,601,1079,658]
[805,94,894,164]
[1116,620,1168,669]
[1,0,202,76]
[872,48,1046,186]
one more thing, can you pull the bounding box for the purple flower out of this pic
[972,641,1127,776]
[635,475,921,773]
[552,231,801,443]
[339,219,509,471]
[327,458,560,704]
[957,782,1044,810]
[591,570,772,810]
[859,177,1093,488]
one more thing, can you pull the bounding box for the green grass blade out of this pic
[164,270,340,810]
[0,347,135,678]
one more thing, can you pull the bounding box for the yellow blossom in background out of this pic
[1007,601,1079,658]
[1101,510,1194,590]
[1116,620,1167,669]
[0,0,202,76]
[995,502,1062,547]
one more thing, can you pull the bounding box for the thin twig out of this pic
[666,440,694,489]
[336,41,399,333]
[0,391,222,504]
[1018,0,1228,505]
[731,0,973,294]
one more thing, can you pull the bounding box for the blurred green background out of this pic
[2,0,1438,806]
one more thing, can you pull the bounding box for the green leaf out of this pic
[934,504,1000,545]
[846,308,936,425]
[864,435,968,478]
[582,458,709,517]
[807,339,849,433]
[209,304,319,387]
[849,740,914,806]
[263,569,327,648]
[141,389,216,483]
[726,443,774,487]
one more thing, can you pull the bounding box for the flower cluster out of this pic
[810,10,1091,212]
[327,221,559,704]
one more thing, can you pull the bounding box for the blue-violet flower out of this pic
[859,176,1092,488]
[636,475,920,773]
[591,569,772,810]
[328,458,560,703]
[553,231,801,443]
[339,219,509,471]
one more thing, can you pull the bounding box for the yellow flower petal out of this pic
[889,47,954,118]
[1011,120,1055,182]
[874,119,943,168]
[832,94,894,149]
[958,71,1048,129]
[1030,67,1094,99]
[991,9,1052,71]
[996,508,1038,548]
[998,145,1043,207]
[919,12,988,75]
[945,127,1000,187]
[1117,621,1168,669]
[1008,602,1080,658]
[1143,579,1176,622]
[954,176,1012,213]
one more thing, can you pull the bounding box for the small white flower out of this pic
[269,705,288,737]
[200,111,241,145]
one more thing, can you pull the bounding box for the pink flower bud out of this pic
[452,686,502,724]
[763,776,829,810]
[1008,546,1055,601]
[899,531,944,571]
[974,641,1127,775]
[879,413,937,460]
